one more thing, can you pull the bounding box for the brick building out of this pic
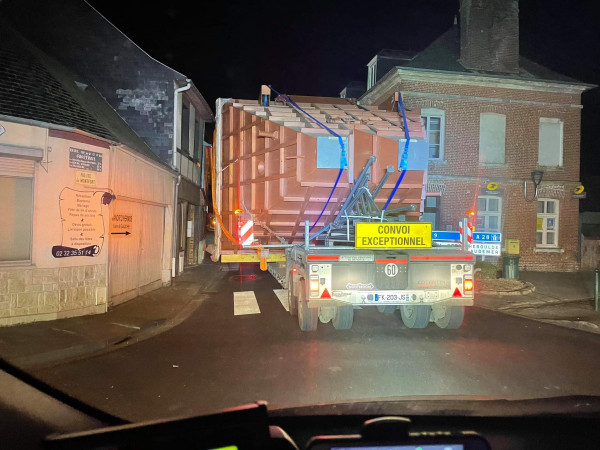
[359,1,595,272]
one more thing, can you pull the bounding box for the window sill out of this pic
[479,163,507,168]
[0,261,35,268]
[534,247,564,253]
[428,159,447,165]
[537,165,564,170]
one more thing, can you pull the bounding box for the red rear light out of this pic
[292,266,297,274]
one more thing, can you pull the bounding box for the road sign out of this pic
[432,231,461,241]
[469,242,501,256]
[355,222,432,248]
[472,232,502,242]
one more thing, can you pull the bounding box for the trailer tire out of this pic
[287,270,298,316]
[332,305,354,330]
[400,305,431,329]
[433,306,464,329]
[297,281,318,331]
[377,305,397,314]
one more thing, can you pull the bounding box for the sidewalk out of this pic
[0,261,226,370]
[476,271,600,334]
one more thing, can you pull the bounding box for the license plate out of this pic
[359,292,416,304]
[376,293,408,302]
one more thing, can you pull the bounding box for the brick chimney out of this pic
[459,0,519,74]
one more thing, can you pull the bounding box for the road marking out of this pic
[273,289,289,312]
[234,291,261,316]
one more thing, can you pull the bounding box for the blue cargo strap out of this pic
[268,86,346,232]
[382,92,410,212]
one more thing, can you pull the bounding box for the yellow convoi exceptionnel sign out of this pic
[355,222,432,249]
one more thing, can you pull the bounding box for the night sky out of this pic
[89,0,600,195]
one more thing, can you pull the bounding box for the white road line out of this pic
[234,291,261,316]
[273,289,289,312]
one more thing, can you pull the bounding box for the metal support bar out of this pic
[372,165,394,197]
[594,269,598,312]
[384,204,417,215]
[305,220,310,251]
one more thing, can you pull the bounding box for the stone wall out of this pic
[0,264,107,326]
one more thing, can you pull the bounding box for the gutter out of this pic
[171,80,191,277]
[213,98,231,262]
[172,174,182,277]
[173,79,192,169]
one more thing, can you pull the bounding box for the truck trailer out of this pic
[211,89,474,331]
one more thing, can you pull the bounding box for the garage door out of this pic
[109,200,165,305]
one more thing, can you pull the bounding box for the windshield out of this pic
[1,0,600,426]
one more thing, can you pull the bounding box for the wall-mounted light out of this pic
[531,170,544,187]
[527,170,544,200]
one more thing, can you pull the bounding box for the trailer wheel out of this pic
[377,305,397,314]
[400,305,431,329]
[332,305,354,330]
[287,270,298,316]
[297,281,318,331]
[433,306,464,329]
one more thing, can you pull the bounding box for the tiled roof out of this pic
[231,98,426,140]
[0,23,115,141]
[405,25,585,85]
[0,22,166,165]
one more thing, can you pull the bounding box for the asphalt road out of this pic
[32,264,600,422]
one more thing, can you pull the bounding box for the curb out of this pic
[476,304,600,335]
[477,281,536,296]
[16,295,207,371]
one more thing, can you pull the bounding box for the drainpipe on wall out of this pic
[171,80,191,277]
[172,174,182,278]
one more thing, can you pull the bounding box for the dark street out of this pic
[30,264,600,422]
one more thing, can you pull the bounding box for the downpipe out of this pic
[170,80,191,278]
[172,174,181,278]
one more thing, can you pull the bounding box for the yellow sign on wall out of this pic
[75,170,96,186]
[355,222,432,248]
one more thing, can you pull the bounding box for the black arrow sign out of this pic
[111,231,131,236]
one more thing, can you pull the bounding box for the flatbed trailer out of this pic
[266,221,475,331]
[213,90,476,331]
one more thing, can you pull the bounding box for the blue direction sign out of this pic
[432,231,461,241]
[473,232,502,242]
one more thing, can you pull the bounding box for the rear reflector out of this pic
[310,276,319,293]
[307,255,339,261]
[452,287,462,297]
[321,288,331,299]
[464,278,473,292]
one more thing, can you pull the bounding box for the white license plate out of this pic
[376,293,408,302]
[359,292,416,304]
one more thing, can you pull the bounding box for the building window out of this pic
[538,118,563,167]
[479,112,506,164]
[193,119,201,160]
[0,176,33,262]
[421,108,444,160]
[367,62,377,89]
[537,198,559,247]
[476,195,502,233]
[422,196,440,230]
[181,103,190,154]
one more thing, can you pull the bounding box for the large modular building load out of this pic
[212,93,474,331]
[213,96,430,259]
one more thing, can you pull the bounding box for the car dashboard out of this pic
[2,359,600,449]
